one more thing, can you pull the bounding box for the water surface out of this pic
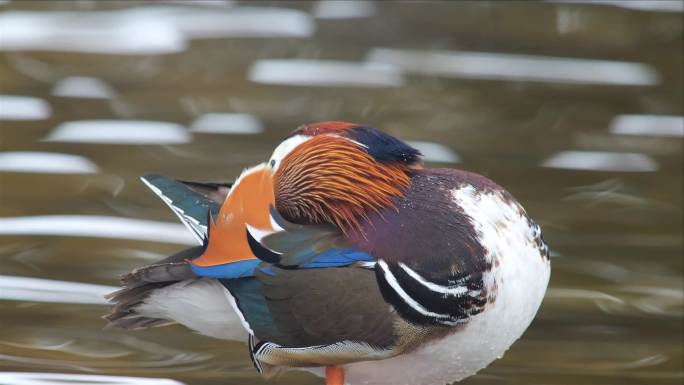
[1,1,682,384]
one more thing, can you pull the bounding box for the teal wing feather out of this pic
[221,266,395,351]
[217,207,392,368]
[140,174,232,244]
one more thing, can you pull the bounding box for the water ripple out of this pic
[542,151,659,172]
[0,216,196,245]
[366,48,660,86]
[0,152,99,174]
[248,59,404,87]
[0,275,117,304]
[0,95,51,120]
[0,372,185,385]
[0,329,214,372]
[44,120,191,145]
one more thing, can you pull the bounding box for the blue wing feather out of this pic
[192,207,375,279]
[191,259,260,279]
[299,248,374,268]
[191,248,373,279]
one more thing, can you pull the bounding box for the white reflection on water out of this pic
[44,120,190,144]
[157,6,314,39]
[249,59,403,87]
[0,275,117,305]
[162,0,235,6]
[0,215,196,245]
[0,95,51,120]
[0,7,313,55]
[609,114,684,138]
[621,286,684,317]
[366,48,659,86]
[4,338,129,359]
[406,141,461,163]
[565,179,676,210]
[312,0,376,19]
[548,284,683,318]
[550,0,684,12]
[0,11,186,55]
[190,113,263,134]
[546,288,626,314]
[541,151,658,172]
[0,152,99,174]
[51,77,116,99]
[0,372,184,385]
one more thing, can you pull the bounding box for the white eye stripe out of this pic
[268,134,311,172]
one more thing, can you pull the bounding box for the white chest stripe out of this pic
[378,260,453,320]
[398,263,469,297]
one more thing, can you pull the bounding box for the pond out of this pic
[0,1,682,385]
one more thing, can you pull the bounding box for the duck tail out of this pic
[103,246,203,330]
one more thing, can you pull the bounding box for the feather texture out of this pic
[104,246,202,329]
[245,207,374,269]
[140,174,230,243]
[274,135,412,234]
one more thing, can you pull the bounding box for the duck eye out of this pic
[270,159,276,167]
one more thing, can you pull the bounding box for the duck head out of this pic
[272,121,422,232]
[191,121,422,270]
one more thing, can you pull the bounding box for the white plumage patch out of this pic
[269,134,311,173]
[451,185,546,267]
[135,278,248,341]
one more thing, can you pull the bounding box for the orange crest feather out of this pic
[274,135,411,233]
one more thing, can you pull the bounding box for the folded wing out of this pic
[140,173,232,243]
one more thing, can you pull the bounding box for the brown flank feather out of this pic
[274,135,411,234]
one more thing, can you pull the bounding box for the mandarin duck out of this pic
[105,121,550,385]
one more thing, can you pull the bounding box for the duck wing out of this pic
[187,208,401,370]
[105,174,233,329]
[140,173,232,244]
[245,265,398,372]
[104,245,203,329]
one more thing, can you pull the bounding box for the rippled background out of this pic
[1,1,682,385]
